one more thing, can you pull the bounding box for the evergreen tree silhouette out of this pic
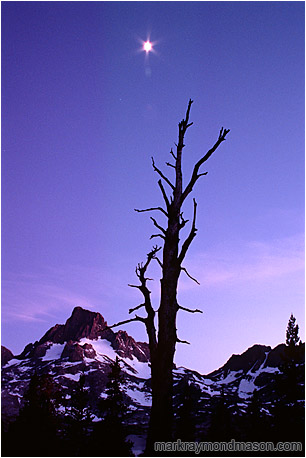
[286,314,300,348]
[272,315,305,448]
[207,388,234,443]
[63,373,93,456]
[241,389,269,442]
[89,357,133,456]
[175,377,199,443]
[3,373,61,456]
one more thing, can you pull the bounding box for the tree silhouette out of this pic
[108,100,230,451]
[175,377,199,443]
[272,315,304,447]
[241,389,269,442]
[3,373,61,456]
[89,357,133,456]
[207,388,233,443]
[64,373,92,456]
[286,313,300,348]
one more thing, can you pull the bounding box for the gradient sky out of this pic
[2,1,304,374]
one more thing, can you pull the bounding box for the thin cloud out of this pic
[2,271,100,324]
[179,233,304,289]
[3,234,303,324]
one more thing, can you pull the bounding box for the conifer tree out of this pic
[65,373,92,456]
[272,315,304,445]
[102,357,128,419]
[89,357,133,456]
[286,313,300,348]
[283,313,303,377]
[5,373,61,456]
[207,388,233,442]
[175,377,199,443]
[242,389,268,442]
[69,373,91,423]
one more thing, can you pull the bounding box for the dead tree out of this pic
[109,100,229,452]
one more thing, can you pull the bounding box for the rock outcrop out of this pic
[1,346,14,367]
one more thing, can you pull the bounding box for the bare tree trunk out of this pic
[146,100,195,451]
[108,100,229,454]
[147,216,180,449]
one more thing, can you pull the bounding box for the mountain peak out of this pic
[209,343,272,378]
[38,306,114,345]
[16,306,150,363]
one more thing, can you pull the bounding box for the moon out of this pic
[143,41,152,52]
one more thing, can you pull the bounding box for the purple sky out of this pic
[2,1,304,374]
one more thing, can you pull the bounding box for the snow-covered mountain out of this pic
[2,306,304,450]
[2,307,152,429]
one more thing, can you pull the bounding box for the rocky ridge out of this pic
[16,306,150,363]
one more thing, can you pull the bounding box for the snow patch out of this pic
[42,343,66,361]
[79,338,117,362]
[124,358,151,379]
[238,378,257,399]
[174,367,187,375]
[63,372,81,382]
[61,360,83,366]
[126,387,151,407]
[201,377,214,386]
[218,370,241,385]
[206,385,221,396]
[79,337,151,379]
[3,358,26,368]
[261,366,280,374]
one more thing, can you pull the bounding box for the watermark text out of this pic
[154,439,303,454]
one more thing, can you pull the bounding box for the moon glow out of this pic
[143,41,152,52]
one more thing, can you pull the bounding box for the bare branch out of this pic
[135,263,142,277]
[166,162,175,169]
[107,315,146,330]
[154,257,163,269]
[178,198,197,265]
[126,246,161,355]
[129,303,145,314]
[178,305,203,314]
[158,180,170,210]
[218,127,230,141]
[150,234,165,240]
[174,100,194,198]
[128,283,142,289]
[135,207,168,217]
[181,99,193,129]
[142,245,162,272]
[176,337,190,345]
[170,148,177,161]
[151,157,175,190]
[185,99,193,122]
[178,99,194,137]
[181,127,230,204]
[148,245,162,257]
[179,212,189,229]
[181,266,200,285]
[150,217,166,235]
